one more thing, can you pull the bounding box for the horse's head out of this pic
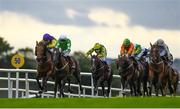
[35,41,47,64]
[53,48,61,65]
[150,43,160,62]
[117,55,131,73]
[91,55,101,72]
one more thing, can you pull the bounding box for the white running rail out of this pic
[0,68,126,98]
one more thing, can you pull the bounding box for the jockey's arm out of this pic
[134,46,142,55]
[47,39,57,48]
[86,48,95,57]
[120,45,125,56]
[128,43,134,56]
[67,39,71,50]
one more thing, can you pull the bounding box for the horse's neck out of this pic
[59,55,67,67]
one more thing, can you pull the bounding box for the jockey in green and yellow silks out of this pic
[86,43,110,72]
[86,43,107,61]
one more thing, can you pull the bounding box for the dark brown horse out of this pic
[91,55,113,97]
[53,48,82,97]
[131,56,149,96]
[148,43,169,96]
[35,41,54,93]
[168,67,179,96]
[117,55,138,96]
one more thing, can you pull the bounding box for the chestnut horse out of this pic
[148,43,169,96]
[35,41,54,93]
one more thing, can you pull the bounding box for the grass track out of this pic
[0,97,180,108]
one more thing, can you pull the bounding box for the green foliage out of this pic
[73,51,91,72]
[0,37,14,56]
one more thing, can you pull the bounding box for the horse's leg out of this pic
[54,78,58,98]
[42,75,49,92]
[168,78,174,96]
[73,71,83,93]
[107,78,112,97]
[61,80,66,97]
[67,77,73,93]
[58,80,62,98]
[93,78,98,96]
[100,80,105,97]
[36,76,43,93]
[121,78,126,97]
[59,80,65,98]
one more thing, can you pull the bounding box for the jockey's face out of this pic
[95,49,100,53]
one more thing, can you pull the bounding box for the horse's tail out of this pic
[174,69,179,90]
[71,56,81,73]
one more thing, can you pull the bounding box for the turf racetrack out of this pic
[0,97,180,108]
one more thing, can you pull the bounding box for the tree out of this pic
[0,37,14,57]
[16,47,36,69]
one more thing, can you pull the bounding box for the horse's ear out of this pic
[36,41,38,45]
[150,42,153,48]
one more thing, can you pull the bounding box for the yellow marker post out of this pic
[11,53,25,69]
[11,53,25,98]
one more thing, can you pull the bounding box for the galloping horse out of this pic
[91,55,113,97]
[53,48,82,97]
[168,67,179,96]
[148,43,169,96]
[131,56,149,96]
[35,41,54,93]
[116,55,138,96]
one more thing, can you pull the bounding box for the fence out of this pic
[0,69,179,98]
[0,68,127,98]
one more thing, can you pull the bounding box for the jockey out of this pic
[132,44,149,61]
[42,33,57,54]
[56,34,75,68]
[120,38,134,57]
[86,43,109,70]
[153,39,173,64]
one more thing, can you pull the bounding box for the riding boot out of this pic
[67,56,75,70]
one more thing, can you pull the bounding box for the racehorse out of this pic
[91,55,113,97]
[116,55,138,96]
[148,43,169,96]
[35,41,54,93]
[168,67,179,96]
[131,56,149,96]
[53,48,82,98]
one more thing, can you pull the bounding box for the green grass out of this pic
[0,97,180,108]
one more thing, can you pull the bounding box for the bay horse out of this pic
[168,67,179,96]
[53,48,82,98]
[131,56,149,96]
[148,43,169,96]
[116,55,138,96]
[91,55,113,97]
[35,41,54,93]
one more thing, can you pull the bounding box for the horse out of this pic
[90,55,113,97]
[148,43,169,96]
[130,56,149,96]
[116,55,138,96]
[168,67,179,96]
[53,48,82,98]
[35,41,54,94]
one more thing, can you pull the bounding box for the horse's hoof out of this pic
[38,90,43,94]
[68,89,73,93]
[35,93,42,98]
